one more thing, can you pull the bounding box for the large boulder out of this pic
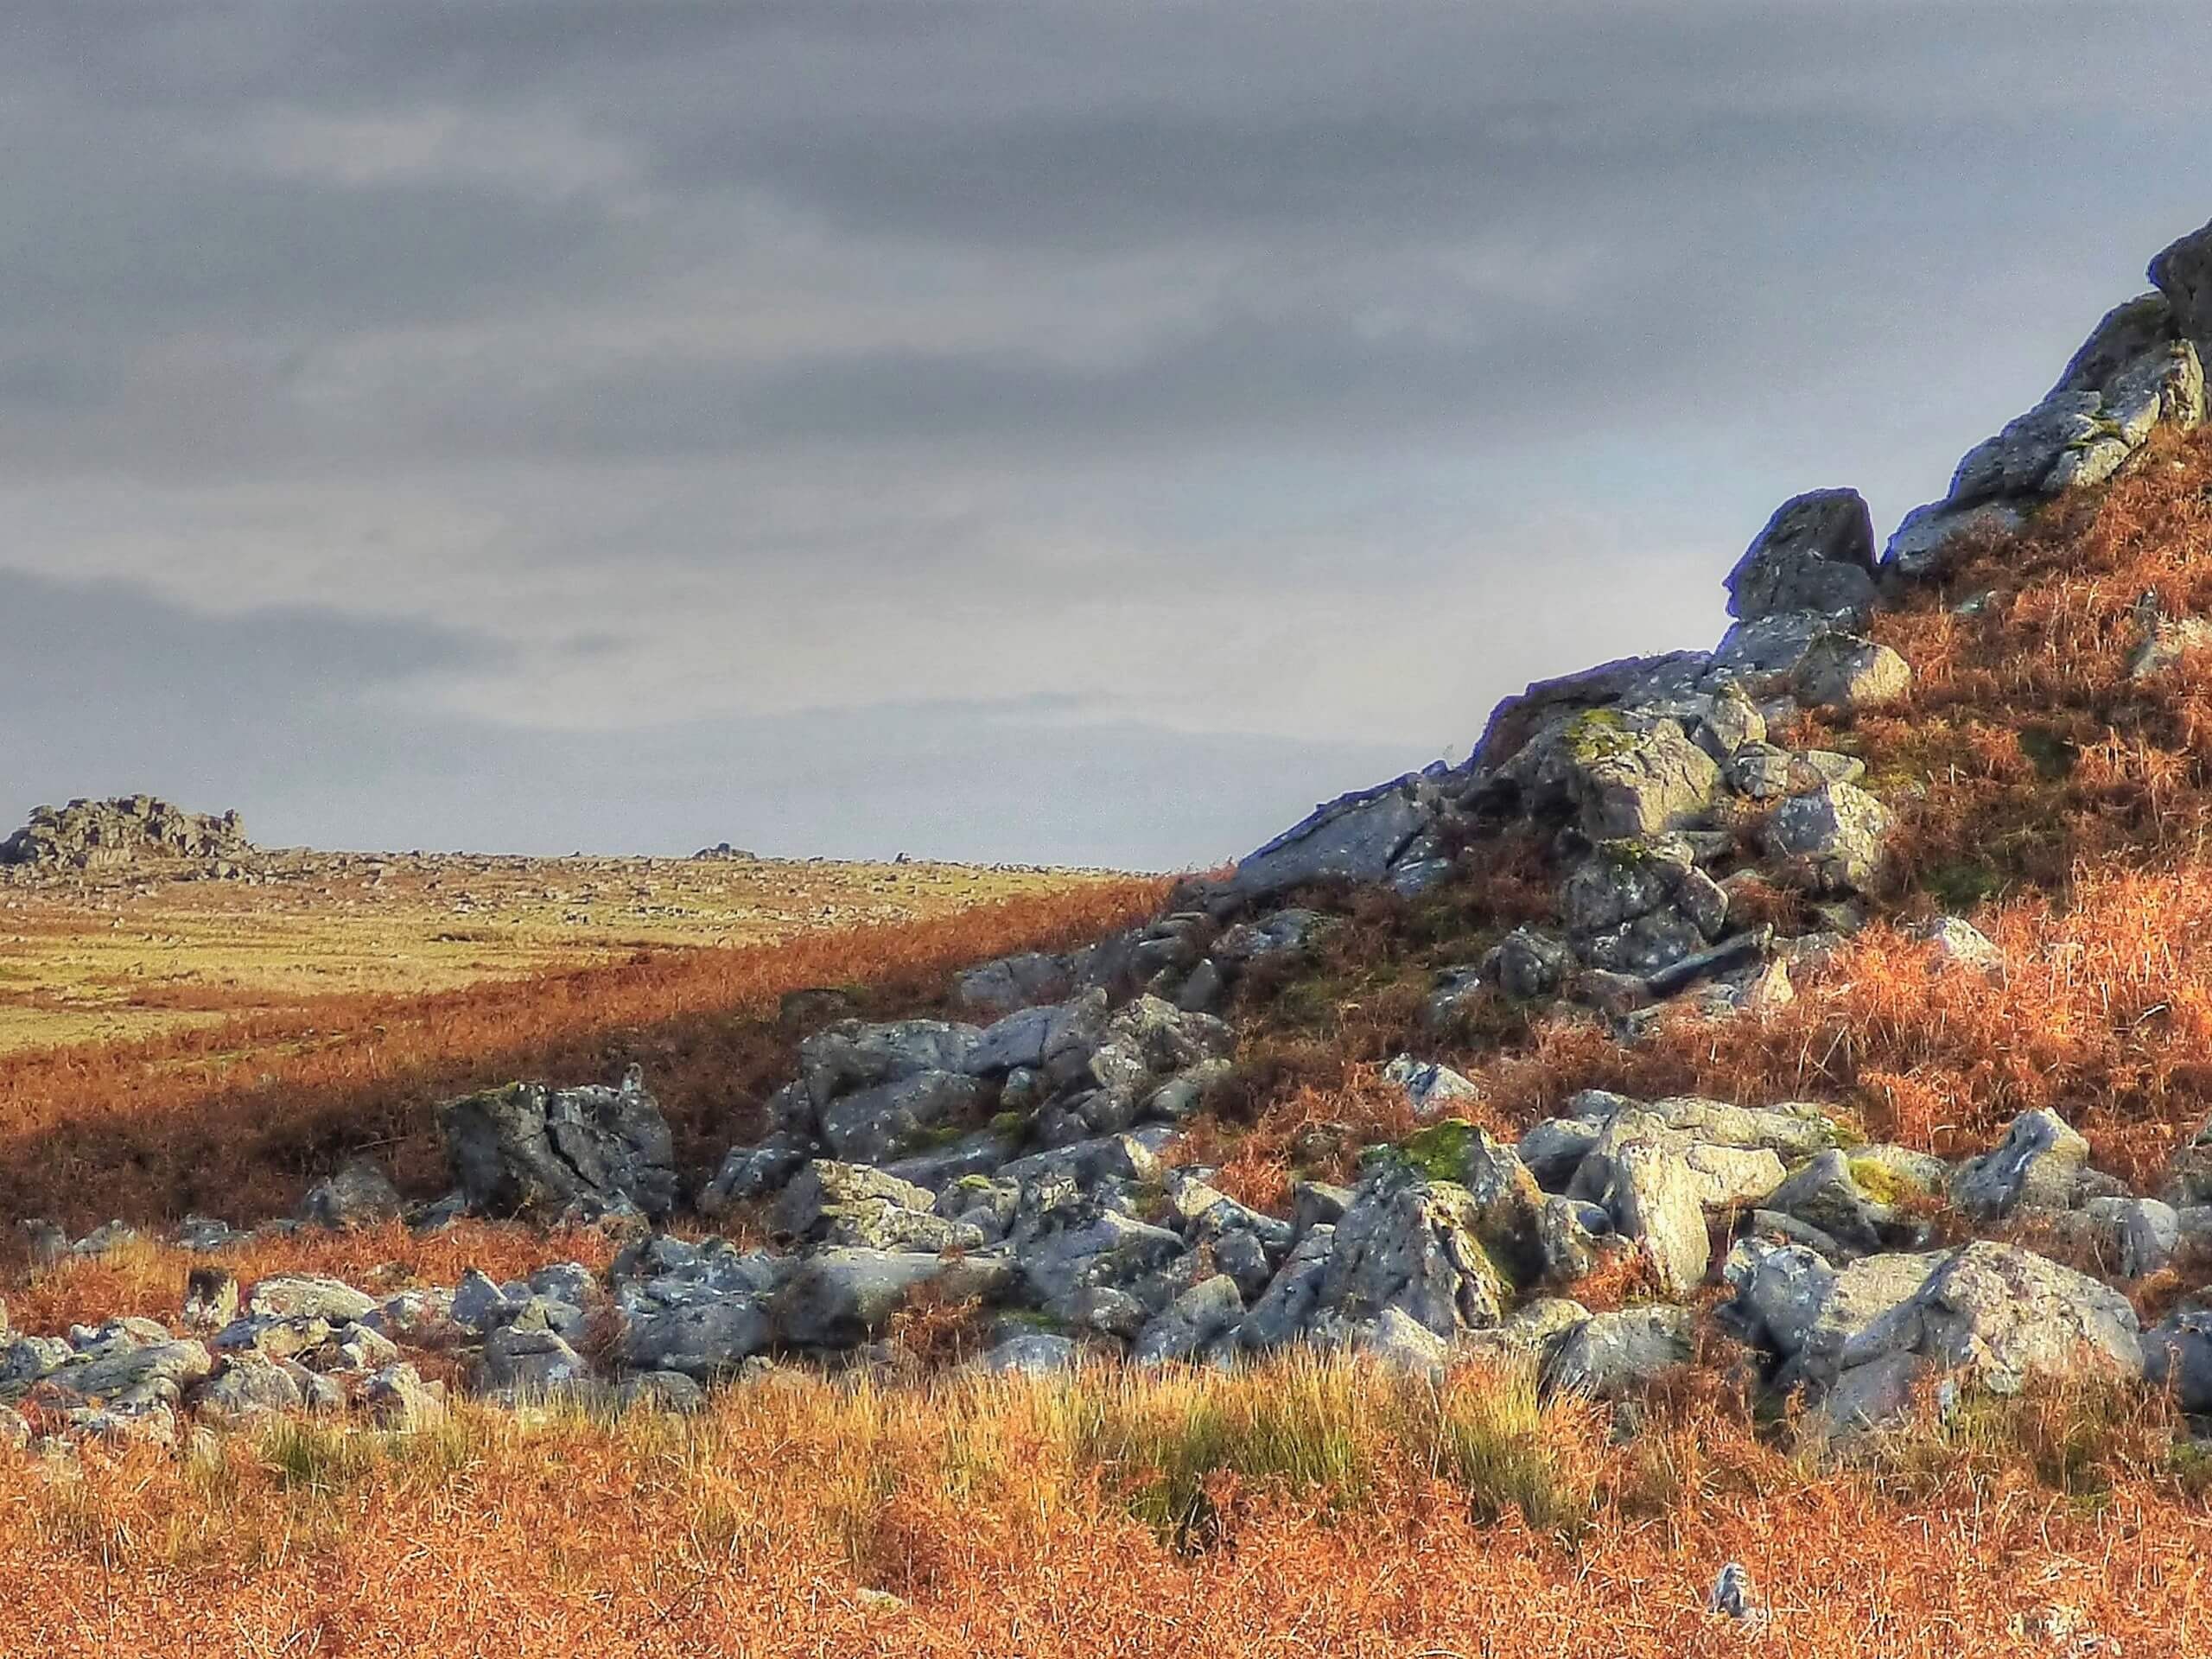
[953,952,1076,1020]
[1230,772,1445,899]
[1724,489,1878,625]
[439,1066,677,1221]
[1554,715,1721,841]
[620,1296,773,1379]
[1763,1149,1900,1256]
[1383,1120,1547,1283]
[968,991,1110,1081]
[1789,633,1910,714]
[2151,219,2212,354]
[821,1071,989,1163]
[299,1158,403,1230]
[1573,1134,1713,1297]
[1133,1274,1245,1365]
[1885,277,2206,577]
[1733,1241,2141,1435]
[772,1161,984,1254]
[1311,1170,1508,1338]
[246,1275,377,1325]
[1543,1305,1694,1401]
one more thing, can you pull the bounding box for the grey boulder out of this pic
[1724,489,1878,625]
[439,1065,677,1221]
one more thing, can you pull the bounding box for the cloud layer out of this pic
[6,2,2209,862]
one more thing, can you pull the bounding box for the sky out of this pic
[5,2,2210,868]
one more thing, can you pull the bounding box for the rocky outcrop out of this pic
[1886,232,2209,577]
[1726,1239,2142,1437]
[0,797,254,870]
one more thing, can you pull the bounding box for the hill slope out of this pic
[8,217,2212,1653]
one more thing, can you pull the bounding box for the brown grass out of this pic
[0,878,1166,1235]
[3,1353,2209,1654]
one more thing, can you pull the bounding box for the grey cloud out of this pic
[4,2,2211,865]
[0,572,1402,867]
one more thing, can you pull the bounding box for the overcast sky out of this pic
[5,3,2209,866]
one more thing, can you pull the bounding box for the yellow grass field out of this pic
[0,849,1121,1054]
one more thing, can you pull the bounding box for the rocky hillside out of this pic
[9,218,2212,1463]
[0,796,253,873]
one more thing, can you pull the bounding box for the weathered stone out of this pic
[1559,715,1721,841]
[1230,773,1443,899]
[1724,489,1878,625]
[0,796,253,870]
[1381,1056,1483,1119]
[772,1161,982,1253]
[1763,1149,1897,1256]
[1133,1274,1245,1364]
[820,1071,989,1163]
[1084,995,1236,1094]
[299,1158,403,1230]
[1762,782,1891,893]
[976,1333,1082,1375]
[2144,1309,2212,1411]
[480,1323,591,1397]
[1949,1109,2090,1222]
[1213,908,1328,966]
[1387,1120,1546,1282]
[800,1020,982,1106]
[1543,1305,1694,1400]
[181,1268,239,1332]
[1534,1194,1626,1282]
[1913,916,2004,976]
[1644,931,1774,1001]
[2079,1196,2181,1280]
[1575,1135,1711,1296]
[247,1275,377,1325]
[953,952,1075,1020]
[1487,926,1577,1001]
[47,1328,213,1409]
[1790,634,1910,713]
[187,1354,305,1426]
[1883,500,2025,580]
[1516,1117,1602,1192]
[440,1066,677,1220]
[968,990,1110,1080]
[698,1135,811,1216]
[362,1363,445,1428]
[1173,960,1226,1014]
[2151,219,2212,351]
[620,1292,773,1377]
[1313,1172,1506,1338]
[1693,681,1769,760]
